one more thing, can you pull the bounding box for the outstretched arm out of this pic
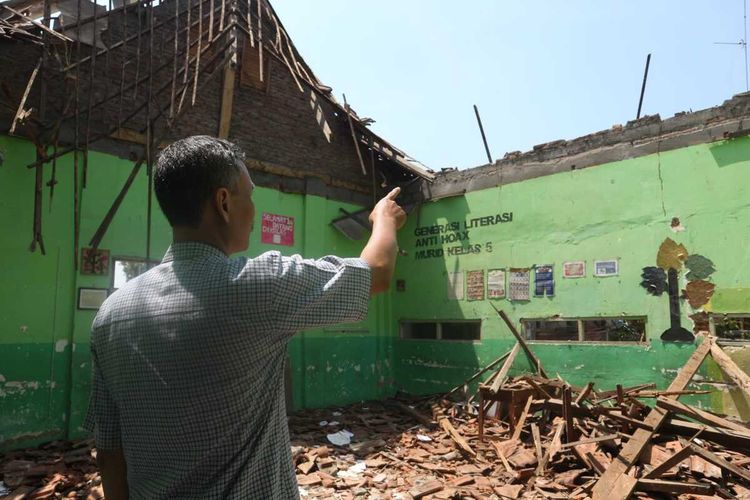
[97,448,129,500]
[360,187,407,295]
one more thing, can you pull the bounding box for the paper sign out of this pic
[466,270,485,301]
[563,261,585,278]
[487,269,506,299]
[447,272,464,300]
[509,269,530,301]
[594,259,619,277]
[261,212,294,246]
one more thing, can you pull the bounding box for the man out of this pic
[84,135,406,499]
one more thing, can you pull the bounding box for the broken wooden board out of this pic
[591,338,711,500]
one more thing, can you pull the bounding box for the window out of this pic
[523,317,646,342]
[401,321,481,341]
[711,315,750,340]
[112,258,158,291]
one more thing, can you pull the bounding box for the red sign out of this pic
[261,212,294,246]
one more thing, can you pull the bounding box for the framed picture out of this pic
[534,265,554,297]
[81,247,110,275]
[563,261,586,279]
[78,288,108,310]
[594,259,619,277]
[508,269,530,301]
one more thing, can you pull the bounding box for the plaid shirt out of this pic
[84,242,371,499]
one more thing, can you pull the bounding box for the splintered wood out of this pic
[2,338,750,499]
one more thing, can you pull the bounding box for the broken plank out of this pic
[635,478,714,495]
[510,396,533,442]
[561,434,619,450]
[710,340,750,399]
[680,437,750,483]
[438,416,476,458]
[491,305,549,378]
[488,343,521,393]
[656,396,749,434]
[491,440,514,473]
[574,382,594,406]
[662,418,750,450]
[531,423,544,473]
[446,348,513,397]
[591,338,712,500]
[642,443,693,479]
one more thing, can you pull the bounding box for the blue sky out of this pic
[273,1,747,170]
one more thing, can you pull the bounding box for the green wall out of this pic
[0,135,393,450]
[3,132,749,451]
[392,137,750,404]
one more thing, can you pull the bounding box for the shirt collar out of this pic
[161,241,228,263]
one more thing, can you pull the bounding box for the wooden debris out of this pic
[4,337,750,500]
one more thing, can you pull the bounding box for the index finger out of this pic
[386,187,401,200]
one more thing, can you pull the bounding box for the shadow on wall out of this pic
[394,194,495,397]
[709,137,750,168]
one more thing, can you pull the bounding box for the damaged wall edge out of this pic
[426,93,750,201]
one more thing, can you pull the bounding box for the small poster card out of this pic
[466,270,485,301]
[509,269,530,301]
[447,272,464,300]
[487,269,506,299]
[594,259,619,277]
[563,261,585,279]
[534,265,554,297]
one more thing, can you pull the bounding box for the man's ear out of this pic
[214,187,232,224]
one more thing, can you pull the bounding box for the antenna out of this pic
[714,0,749,91]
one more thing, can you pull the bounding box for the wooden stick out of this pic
[642,444,692,479]
[656,396,749,434]
[343,94,367,175]
[574,382,594,406]
[561,434,619,450]
[1,4,72,41]
[488,343,520,393]
[491,306,549,378]
[591,339,712,500]
[636,479,714,495]
[490,441,513,473]
[446,349,512,397]
[680,437,750,482]
[531,423,544,473]
[510,396,533,442]
[711,339,750,398]
[10,57,41,135]
[438,417,476,458]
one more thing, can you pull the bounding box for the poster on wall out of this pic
[563,261,586,279]
[534,265,554,297]
[81,247,110,275]
[508,269,530,301]
[487,269,506,299]
[446,272,464,300]
[466,270,485,301]
[261,212,295,246]
[594,259,619,277]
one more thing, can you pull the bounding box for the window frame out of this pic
[709,313,750,343]
[110,256,160,292]
[522,316,648,344]
[400,319,482,342]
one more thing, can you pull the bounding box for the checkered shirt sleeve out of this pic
[267,253,371,333]
[82,348,121,450]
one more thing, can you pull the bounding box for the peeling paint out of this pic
[55,340,68,352]
[574,365,584,370]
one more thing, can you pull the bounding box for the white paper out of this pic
[416,434,433,442]
[487,269,506,298]
[327,429,354,446]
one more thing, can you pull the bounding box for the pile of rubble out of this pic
[3,324,750,498]
[0,440,102,499]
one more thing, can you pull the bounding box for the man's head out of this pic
[155,136,255,254]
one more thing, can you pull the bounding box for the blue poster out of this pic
[535,265,554,297]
